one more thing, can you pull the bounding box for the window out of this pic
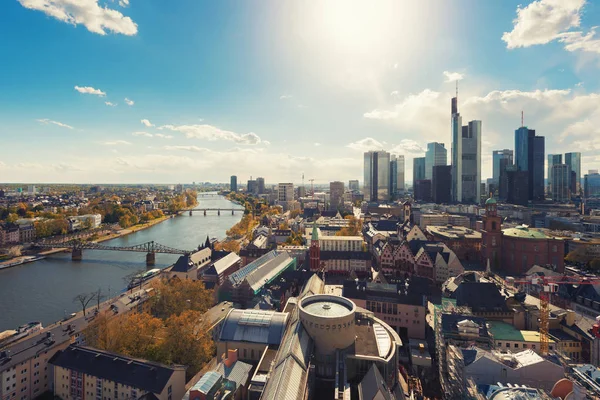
[514,343,519,348]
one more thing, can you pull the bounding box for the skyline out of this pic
[2,0,600,184]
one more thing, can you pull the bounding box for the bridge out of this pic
[197,193,222,197]
[187,208,244,216]
[34,240,191,266]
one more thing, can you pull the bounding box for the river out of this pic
[0,193,243,331]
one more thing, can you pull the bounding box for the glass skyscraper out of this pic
[585,172,600,198]
[492,149,513,185]
[425,142,447,180]
[451,96,481,203]
[364,150,390,202]
[551,164,570,202]
[565,152,581,194]
[547,154,561,194]
[413,157,426,185]
[389,155,405,197]
[514,126,544,201]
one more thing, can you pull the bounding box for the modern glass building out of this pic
[425,142,447,180]
[413,157,426,186]
[585,172,600,198]
[547,154,562,194]
[364,151,390,202]
[451,96,481,203]
[565,152,582,194]
[389,155,405,197]
[451,96,462,202]
[230,175,237,192]
[514,126,544,201]
[532,136,545,200]
[551,164,570,202]
[492,149,513,186]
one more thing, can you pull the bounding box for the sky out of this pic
[1,0,600,184]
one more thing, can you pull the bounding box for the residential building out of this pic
[585,171,600,198]
[492,149,513,187]
[329,181,344,210]
[277,183,293,202]
[49,345,186,400]
[432,165,451,204]
[201,252,242,288]
[364,150,391,202]
[515,126,545,201]
[349,180,359,191]
[426,225,482,263]
[168,246,212,281]
[487,321,556,354]
[230,175,238,192]
[425,142,447,180]
[187,349,252,400]
[547,154,562,194]
[256,177,265,194]
[343,278,429,339]
[306,227,364,251]
[565,152,582,193]
[552,164,571,202]
[412,157,426,187]
[419,213,470,229]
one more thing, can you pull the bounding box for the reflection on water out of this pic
[0,194,243,330]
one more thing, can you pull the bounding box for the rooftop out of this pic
[300,295,354,318]
[502,226,552,240]
[426,225,481,239]
[219,309,288,346]
[487,321,555,343]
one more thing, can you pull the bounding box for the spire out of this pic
[311,221,319,241]
[205,235,211,249]
[521,110,524,127]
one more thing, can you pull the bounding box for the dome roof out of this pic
[485,197,497,205]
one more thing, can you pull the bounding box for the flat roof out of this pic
[427,225,481,239]
[487,321,554,343]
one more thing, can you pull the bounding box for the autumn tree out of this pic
[214,240,241,253]
[74,292,96,316]
[150,279,213,319]
[336,215,362,236]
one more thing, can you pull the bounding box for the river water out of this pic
[0,193,243,331]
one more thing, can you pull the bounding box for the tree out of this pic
[336,216,362,236]
[74,292,96,316]
[150,279,213,319]
[95,288,105,310]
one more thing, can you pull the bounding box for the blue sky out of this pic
[1,0,600,184]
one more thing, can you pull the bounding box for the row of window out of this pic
[496,341,554,351]
[300,317,354,331]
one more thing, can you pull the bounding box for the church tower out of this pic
[481,195,502,271]
[309,222,321,272]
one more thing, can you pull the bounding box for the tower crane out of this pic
[509,275,600,356]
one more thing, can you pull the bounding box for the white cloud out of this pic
[576,82,584,87]
[17,0,138,36]
[280,94,293,100]
[390,140,425,155]
[118,0,129,7]
[103,140,132,145]
[314,143,321,146]
[74,86,106,96]
[105,101,117,107]
[132,131,153,137]
[364,89,442,121]
[443,71,464,82]
[36,118,73,129]
[559,28,600,54]
[347,137,385,151]
[155,133,173,139]
[124,98,134,106]
[158,123,265,145]
[502,0,584,48]
[141,119,154,127]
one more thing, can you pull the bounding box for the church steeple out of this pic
[204,235,211,249]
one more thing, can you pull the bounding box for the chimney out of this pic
[224,349,238,368]
[566,309,575,326]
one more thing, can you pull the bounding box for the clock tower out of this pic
[481,195,502,271]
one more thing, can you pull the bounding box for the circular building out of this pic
[299,294,356,355]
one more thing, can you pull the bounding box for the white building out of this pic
[278,183,294,202]
[306,227,364,252]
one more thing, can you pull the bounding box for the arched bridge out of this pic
[34,240,191,266]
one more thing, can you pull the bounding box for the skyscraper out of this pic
[413,157,426,186]
[363,151,390,202]
[451,95,481,203]
[514,126,545,201]
[432,165,451,204]
[256,177,265,194]
[247,179,257,194]
[389,155,405,198]
[425,142,447,180]
[329,181,345,210]
[492,150,513,186]
[584,171,600,198]
[230,175,237,192]
[547,154,562,194]
[348,180,359,191]
[551,164,570,202]
[565,152,581,194]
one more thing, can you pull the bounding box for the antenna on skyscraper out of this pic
[456,80,458,100]
[521,111,524,127]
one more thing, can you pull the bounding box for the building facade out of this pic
[515,127,545,201]
[389,155,405,197]
[256,177,265,194]
[565,152,581,194]
[364,151,391,202]
[547,154,562,194]
[493,149,513,187]
[230,175,238,192]
[585,171,600,198]
[425,142,447,180]
[349,180,359,191]
[277,183,294,202]
[413,157,426,188]
[432,165,452,204]
[329,181,345,210]
[552,164,571,202]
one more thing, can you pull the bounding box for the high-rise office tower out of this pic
[551,164,570,202]
[413,157,426,186]
[348,180,359,191]
[492,150,513,186]
[256,177,265,194]
[432,165,451,204]
[584,171,600,198]
[547,154,562,194]
[451,95,481,203]
[425,142,447,180]
[565,152,581,194]
[363,151,390,202]
[389,155,405,197]
[514,126,545,201]
[247,179,257,194]
[329,181,345,210]
[230,175,237,192]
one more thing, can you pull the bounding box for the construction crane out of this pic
[509,275,600,356]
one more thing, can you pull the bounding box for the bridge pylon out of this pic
[146,252,156,266]
[204,210,207,216]
[72,248,82,261]
[218,209,220,216]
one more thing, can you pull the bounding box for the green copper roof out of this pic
[502,226,549,239]
[485,197,497,205]
[311,222,319,241]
